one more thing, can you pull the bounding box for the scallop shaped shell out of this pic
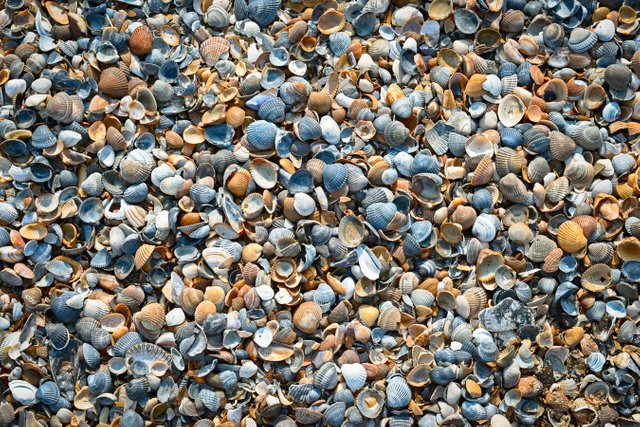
[125,342,172,376]
[46,92,73,122]
[130,25,153,56]
[314,362,339,390]
[339,214,366,248]
[293,301,322,334]
[386,376,411,408]
[341,363,367,391]
[246,120,277,150]
[378,306,401,331]
[557,221,587,253]
[527,235,558,263]
[200,37,230,67]
[98,67,129,98]
[549,131,576,161]
[545,176,570,203]
[499,173,529,203]
[568,28,597,52]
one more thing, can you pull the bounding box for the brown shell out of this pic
[563,326,584,347]
[462,287,487,319]
[106,127,128,151]
[130,25,154,56]
[377,306,401,331]
[307,91,333,115]
[134,243,155,269]
[557,221,587,253]
[200,37,231,67]
[226,168,252,197]
[548,131,576,161]
[470,154,495,186]
[226,106,246,128]
[136,302,166,334]
[180,287,205,316]
[572,215,598,238]
[98,67,129,98]
[542,247,564,273]
[293,301,323,334]
[288,21,308,43]
[46,92,73,121]
[450,205,477,230]
[317,9,345,35]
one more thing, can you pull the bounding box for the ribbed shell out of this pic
[130,25,153,56]
[499,173,528,203]
[526,235,558,263]
[568,28,597,52]
[386,376,411,408]
[200,37,230,67]
[98,67,129,98]
[293,301,322,334]
[557,221,587,253]
[45,92,73,122]
[549,131,576,161]
[545,176,570,203]
[314,362,339,389]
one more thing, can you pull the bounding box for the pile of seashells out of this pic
[2,0,640,424]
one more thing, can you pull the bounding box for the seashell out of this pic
[356,387,385,419]
[582,264,613,292]
[317,9,345,35]
[386,376,411,408]
[499,173,529,203]
[200,37,230,67]
[98,67,129,98]
[339,214,366,248]
[246,120,277,150]
[568,28,597,52]
[292,301,322,334]
[130,25,153,56]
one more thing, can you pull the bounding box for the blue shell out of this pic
[204,123,234,148]
[190,184,217,204]
[622,260,640,283]
[322,163,347,192]
[248,0,280,27]
[246,120,277,150]
[88,370,113,395]
[472,188,494,212]
[329,32,351,56]
[365,202,396,230]
[258,97,286,123]
[297,117,322,141]
[51,291,81,323]
[411,221,433,244]
[31,125,57,149]
[81,343,102,369]
[36,381,60,405]
[411,153,440,175]
[288,169,314,193]
[113,332,143,357]
[516,62,532,87]
[123,183,148,204]
[498,61,518,78]
[121,409,145,427]
[499,127,523,148]
[386,376,411,408]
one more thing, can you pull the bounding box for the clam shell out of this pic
[98,67,129,98]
